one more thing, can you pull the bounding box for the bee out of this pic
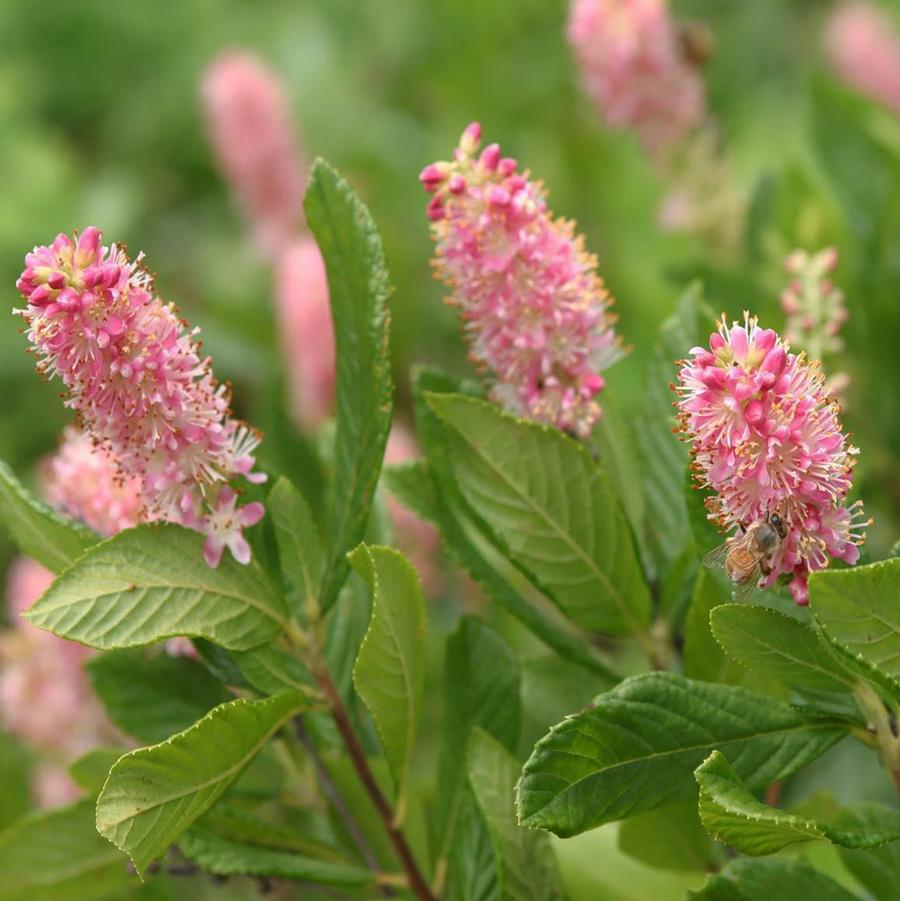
[703,511,787,602]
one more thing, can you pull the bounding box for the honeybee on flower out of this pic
[703,510,786,603]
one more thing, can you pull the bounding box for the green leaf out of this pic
[0,732,31,830]
[232,644,312,696]
[683,569,745,684]
[639,285,702,580]
[437,617,522,877]
[0,801,135,901]
[350,544,426,818]
[516,672,847,837]
[0,460,96,573]
[710,604,857,694]
[269,477,322,620]
[305,160,393,613]
[689,858,858,900]
[200,803,341,860]
[24,524,287,651]
[95,690,305,875]
[809,559,900,687]
[178,826,372,890]
[86,649,231,744]
[590,392,649,573]
[468,729,562,901]
[447,790,499,901]
[388,456,617,681]
[426,393,651,636]
[68,749,124,796]
[835,803,900,898]
[695,750,900,855]
[618,802,719,873]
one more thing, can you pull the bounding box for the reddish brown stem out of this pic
[312,663,436,901]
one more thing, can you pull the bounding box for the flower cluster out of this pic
[780,248,850,402]
[1,558,112,806]
[567,0,706,156]
[676,314,867,604]
[276,237,335,428]
[15,228,265,567]
[421,122,625,437]
[41,427,142,536]
[825,2,900,118]
[202,51,305,256]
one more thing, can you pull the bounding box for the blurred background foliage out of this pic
[1,0,899,898]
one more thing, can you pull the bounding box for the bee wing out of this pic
[731,578,760,604]
[702,542,730,570]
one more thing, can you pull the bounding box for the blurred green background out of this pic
[2,0,897,549]
[1,0,899,896]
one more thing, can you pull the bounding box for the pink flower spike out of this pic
[779,247,849,397]
[16,227,266,566]
[275,237,335,429]
[825,2,900,118]
[422,123,625,437]
[567,0,706,157]
[675,312,868,603]
[201,51,305,257]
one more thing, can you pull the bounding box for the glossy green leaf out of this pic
[232,644,312,696]
[689,857,858,900]
[590,392,649,572]
[350,544,426,818]
[68,749,124,797]
[0,460,96,573]
[269,476,322,620]
[710,604,856,694]
[178,826,372,889]
[835,803,900,899]
[86,649,230,743]
[305,160,393,613]
[95,690,305,875]
[639,285,702,580]
[386,456,618,681]
[437,617,522,878]
[618,802,719,873]
[809,559,900,686]
[446,789,499,901]
[24,524,287,651]
[516,673,846,837]
[695,750,900,855]
[683,570,744,684]
[0,801,135,901]
[468,729,562,901]
[200,803,341,860]
[426,393,651,636]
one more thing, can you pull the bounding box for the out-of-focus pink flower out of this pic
[16,228,265,567]
[675,313,868,604]
[33,765,82,808]
[567,0,706,156]
[781,248,850,399]
[824,2,900,117]
[657,130,745,252]
[421,123,625,438]
[275,237,335,429]
[1,558,112,799]
[202,51,305,256]
[41,427,142,536]
[384,424,443,596]
[165,637,197,657]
